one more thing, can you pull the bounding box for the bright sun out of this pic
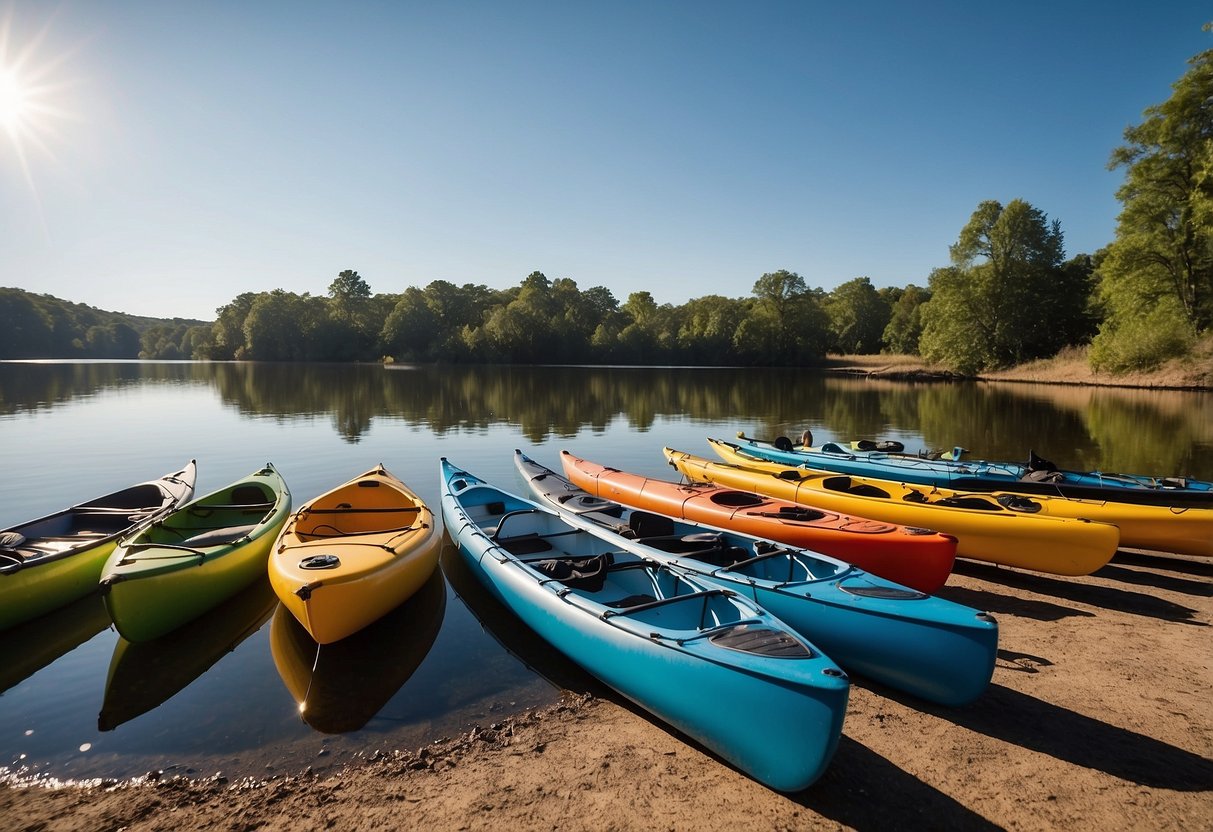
[0,66,31,130]
[0,6,79,198]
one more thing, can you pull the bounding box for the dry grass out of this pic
[826,336,1213,390]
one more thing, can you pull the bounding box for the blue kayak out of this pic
[440,458,849,792]
[733,433,1213,507]
[514,450,998,707]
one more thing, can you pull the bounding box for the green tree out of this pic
[243,290,303,361]
[1090,30,1213,370]
[87,321,141,358]
[616,291,680,363]
[328,269,372,302]
[326,270,376,360]
[734,270,829,364]
[211,293,257,359]
[382,287,441,361]
[882,284,931,354]
[919,199,1076,372]
[678,295,746,362]
[0,290,54,358]
[825,277,891,354]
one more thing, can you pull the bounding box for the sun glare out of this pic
[0,6,83,233]
[0,66,30,131]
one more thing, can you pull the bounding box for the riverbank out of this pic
[4,546,1210,831]
[822,339,1213,390]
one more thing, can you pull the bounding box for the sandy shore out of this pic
[3,547,1211,831]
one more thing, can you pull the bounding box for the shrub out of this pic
[1088,299,1196,373]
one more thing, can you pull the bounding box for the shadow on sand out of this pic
[1094,562,1212,598]
[950,561,1205,625]
[802,736,1002,830]
[1109,550,1213,578]
[879,682,1213,792]
[936,584,1094,622]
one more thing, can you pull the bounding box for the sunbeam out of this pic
[0,6,82,238]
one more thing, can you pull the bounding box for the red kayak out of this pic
[559,450,957,594]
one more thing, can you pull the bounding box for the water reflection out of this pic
[97,578,278,731]
[438,537,600,696]
[2,362,1208,478]
[270,569,447,733]
[0,594,111,695]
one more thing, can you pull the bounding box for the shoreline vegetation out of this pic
[822,339,1213,391]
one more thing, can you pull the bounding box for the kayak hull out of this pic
[517,450,997,706]
[557,450,957,593]
[270,465,442,644]
[101,464,291,642]
[441,458,849,792]
[727,441,1213,557]
[735,433,1213,507]
[0,462,197,631]
[681,441,1121,576]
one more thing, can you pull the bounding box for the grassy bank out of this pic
[824,336,1213,390]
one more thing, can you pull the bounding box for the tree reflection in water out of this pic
[0,362,1209,478]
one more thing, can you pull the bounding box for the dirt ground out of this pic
[2,545,1209,832]
[822,340,1213,390]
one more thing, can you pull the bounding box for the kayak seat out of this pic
[181,524,257,547]
[563,495,625,517]
[847,483,890,498]
[532,554,611,591]
[638,534,749,567]
[766,506,826,522]
[708,491,765,508]
[821,476,888,498]
[628,511,675,538]
[903,491,929,503]
[0,531,28,551]
[997,494,1042,513]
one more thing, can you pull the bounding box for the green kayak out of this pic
[100,463,291,642]
[0,461,197,631]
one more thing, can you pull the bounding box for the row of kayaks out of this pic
[0,461,440,644]
[737,431,1213,505]
[446,452,1002,791]
[3,438,1208,790]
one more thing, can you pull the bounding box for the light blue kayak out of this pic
[440,458,849,792]
[514,450,998,706]
[733,432,1213,507]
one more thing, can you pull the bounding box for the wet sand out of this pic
[3,547,1211,831]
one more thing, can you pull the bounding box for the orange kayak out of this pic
[559,450,957,593]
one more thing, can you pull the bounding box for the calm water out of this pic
[1,361,1210,782]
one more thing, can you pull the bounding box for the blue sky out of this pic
[1,2,1209,321]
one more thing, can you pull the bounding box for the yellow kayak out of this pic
[269,465,441,644]
[711,438,1213,558]
[666,442,1121,576]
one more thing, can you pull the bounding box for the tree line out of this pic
[3,30,1209,373]
[0,287,205,360]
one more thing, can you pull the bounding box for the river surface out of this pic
[1,361,1210,782]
